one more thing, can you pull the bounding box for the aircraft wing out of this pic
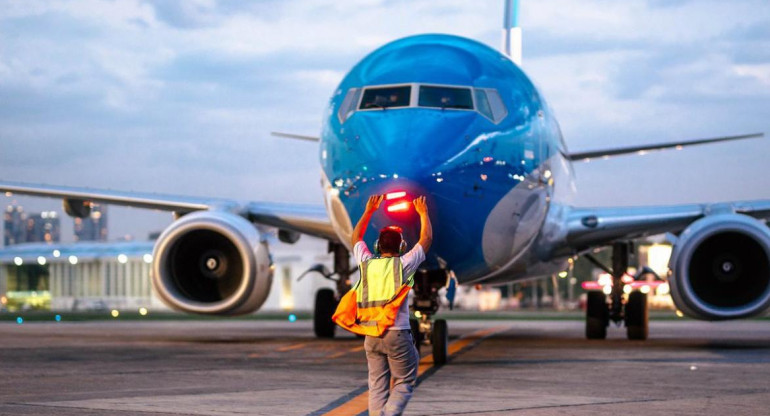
[566,133,763,161]
[565,200,770,253]
[0,180,337,241]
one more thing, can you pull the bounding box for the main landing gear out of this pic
[302,243,354,339]
[584,241,649,341]
[410,269,450,365]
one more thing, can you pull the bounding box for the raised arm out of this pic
[351,195,384,247]
[413,196,433,252]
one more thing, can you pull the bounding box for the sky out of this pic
[1,0,769,245]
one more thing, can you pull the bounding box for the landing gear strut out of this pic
[410,269,450,365]
[584,241,649,341]
[308,243,354,339]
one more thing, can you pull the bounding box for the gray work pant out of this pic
[365,329,419,416]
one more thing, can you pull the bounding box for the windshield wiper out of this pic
[365,102,388,110]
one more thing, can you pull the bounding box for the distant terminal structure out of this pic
[0,237,335,313]
[0,241,157,312]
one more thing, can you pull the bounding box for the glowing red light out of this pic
[385,191,407,200]
[387,202,410,212]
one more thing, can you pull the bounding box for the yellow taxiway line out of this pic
[278,342,308,352]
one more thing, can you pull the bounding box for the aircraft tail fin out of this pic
[502,0,522,66]
[566,133,764,162]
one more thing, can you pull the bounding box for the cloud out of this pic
[145,0,220,29]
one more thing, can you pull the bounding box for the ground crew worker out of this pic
[348,194,433,416]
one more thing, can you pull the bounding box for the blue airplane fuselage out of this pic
[320,34,575,284]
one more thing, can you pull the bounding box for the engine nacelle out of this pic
[669,213,770,320]
[151,211,273,315]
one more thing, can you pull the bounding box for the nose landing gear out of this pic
[410,269,450,365]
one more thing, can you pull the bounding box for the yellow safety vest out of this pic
[332,256,414,336]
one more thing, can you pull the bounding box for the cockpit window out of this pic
[474,89,493,120]
[474,88,507,124]
[485,89,508,123]
[338,88,362,123]
[339,83,508,124]
[418,86,473,109]
[359,86,411,109]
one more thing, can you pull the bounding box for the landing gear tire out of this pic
[586,292,609,340]
[313,288,337,338]
[431,319,448,365]
[410,319,422,356]
[625,291,649,340]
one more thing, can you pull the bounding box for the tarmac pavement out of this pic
[0,318,768,415]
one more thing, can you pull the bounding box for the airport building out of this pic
[0,237,335,313]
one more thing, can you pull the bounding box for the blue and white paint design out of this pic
[321,34,574,283]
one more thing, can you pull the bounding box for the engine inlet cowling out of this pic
[152,211,273,315]
[669,213,770,320]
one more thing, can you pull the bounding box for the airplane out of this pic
[2,1,769,364]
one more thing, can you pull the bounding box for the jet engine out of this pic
[669,213,770,320]
[151,211,273,315]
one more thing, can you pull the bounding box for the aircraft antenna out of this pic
[502,0,522,66]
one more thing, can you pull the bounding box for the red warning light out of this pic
[385,191,407,200]
[387,202,410,212]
